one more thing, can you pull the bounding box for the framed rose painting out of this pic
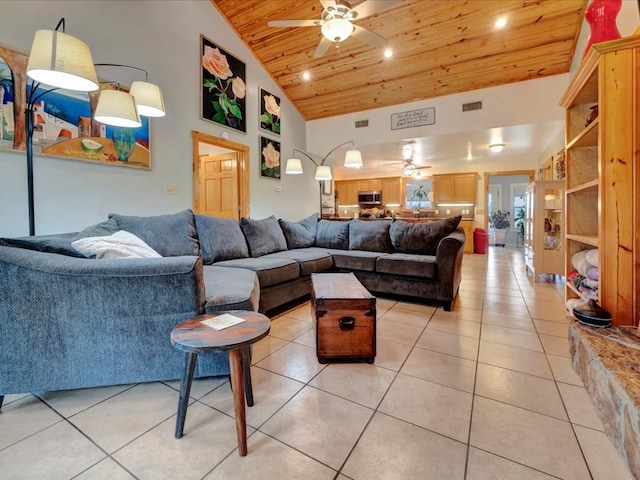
[260,136,280,180]
[200,35,246,133]
[259,88,280,135]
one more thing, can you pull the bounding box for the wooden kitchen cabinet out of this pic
[382,178,401,205]
[369,179,382,191]
[433,173,476,204]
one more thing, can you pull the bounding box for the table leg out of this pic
[242,345,254,407]
[229,348,247,456]
[174,351,197,439]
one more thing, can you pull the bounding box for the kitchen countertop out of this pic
[330,216,475,221]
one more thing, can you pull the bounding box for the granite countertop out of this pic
[332,216,475,221]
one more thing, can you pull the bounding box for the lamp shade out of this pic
[315,165,332,181]
[94,90,142,128]
[26,30,99,92]
[285,158,304,174]
[130,81,166,117]
[321,18,354,42]
[344,149,363,168]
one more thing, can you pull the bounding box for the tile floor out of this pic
[0,247,634,479]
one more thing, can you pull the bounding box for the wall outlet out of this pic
[165,185,179,195]
[446,209,451,214]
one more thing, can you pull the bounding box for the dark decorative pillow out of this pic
[75,218,120,239]
[278,213,318,249]
[108,209,200,257]
[0,233,85,257]
[315,220,349,250]
[195,215,249,264]
[390,215,462,255]
[349,219,392,252]
[240,215,288,257]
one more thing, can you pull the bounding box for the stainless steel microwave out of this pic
[358,191,382,205]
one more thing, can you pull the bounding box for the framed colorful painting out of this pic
[259,88,280,135]
[259,135,280,180]
[200,35,246,133]
[0,45,151,169]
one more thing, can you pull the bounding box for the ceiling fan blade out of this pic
[268,20,320,28]
[320,0,337,10]
[352,25,387,48]
[313,36,332,58]
[350,0,400,20]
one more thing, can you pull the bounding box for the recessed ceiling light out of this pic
[302,71,311,81]
[384,47,393,58]
[489,143,505,153]
[495,17,507,29]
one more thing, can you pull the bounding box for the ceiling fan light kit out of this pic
[489,143,505,153]
[321,18,354,42]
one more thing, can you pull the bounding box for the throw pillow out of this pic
[194,215,249,264]
[390,215,461,255]
[0,233,85,258]
[71,230,162,259]
[348,219,392,252]
[240,215,288,257]
[315,220,349,250]
[108,209,199,257]
[278,213,318,249]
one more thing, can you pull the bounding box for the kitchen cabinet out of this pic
[382,178,401,205]
[369,179,383,191]
[460,219,473,254]
[433,173,476,204]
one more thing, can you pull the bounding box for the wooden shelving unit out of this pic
[524,180,564,280]
[559,36,640,327]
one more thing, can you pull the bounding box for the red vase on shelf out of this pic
[582,0,622,59]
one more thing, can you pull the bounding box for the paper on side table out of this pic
[201,313,246,331]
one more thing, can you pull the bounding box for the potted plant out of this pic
[489,210,510,246]
[514,207,525,245]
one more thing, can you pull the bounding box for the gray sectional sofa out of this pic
[0,210,465,406]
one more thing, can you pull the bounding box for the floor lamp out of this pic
[24,19,165,235]
[284,140,363,216]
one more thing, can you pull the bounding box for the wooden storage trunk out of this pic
[311,273,376,363]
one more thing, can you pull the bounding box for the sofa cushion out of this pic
[71,230,161,259]
[195,215,249,264]
[390,216,462,255]
[202,265,260,313]
[240,215,287,257]
[265,248,333,275]
[108,209,200,257]
[376,253,438,279]
[349,219,392,252]
[329,249,382,272]
[278,213,318,249]
[214,257,299,287]
[315,220,349,249]
[0,218,120,258]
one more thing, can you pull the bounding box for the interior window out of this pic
[405,179,433,209]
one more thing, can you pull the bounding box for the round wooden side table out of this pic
[170,310,270,456]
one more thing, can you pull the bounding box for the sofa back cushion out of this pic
[278,213,318,249]
[240,215,287,257]
[108,209,200,257]
[348,219,392,252]
[195,215,249,264]
[315,220,349,250]
[390,215,462,255]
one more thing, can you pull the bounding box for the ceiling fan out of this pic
[395,141,431,177]
[268,0,398,58]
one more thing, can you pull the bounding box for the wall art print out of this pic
[259,88,280,135]
[201,35,246,134]
[0,45,150,169]
[260,135,280,180]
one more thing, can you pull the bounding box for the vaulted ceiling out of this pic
[212,0,586,121]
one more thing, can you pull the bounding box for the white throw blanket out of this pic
[72,230,161,259]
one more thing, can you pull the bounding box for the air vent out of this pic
[462,101,482,112]
[355,119,369,128]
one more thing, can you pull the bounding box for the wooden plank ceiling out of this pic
[212,0,586,121]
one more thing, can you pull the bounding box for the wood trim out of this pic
[191,130,250,219]
[483,170,535,232]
